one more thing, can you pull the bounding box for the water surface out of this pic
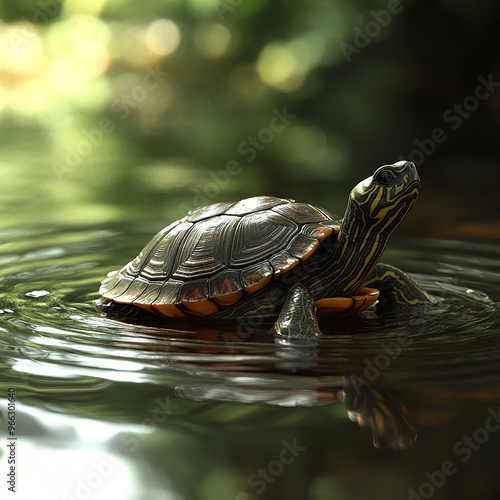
[1,222,500,500]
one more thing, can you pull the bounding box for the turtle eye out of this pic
[375,169,398,186]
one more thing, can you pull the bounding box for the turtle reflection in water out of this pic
[175,365,418,450]
[98,160,436,337]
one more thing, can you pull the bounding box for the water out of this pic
[1,223,500,500]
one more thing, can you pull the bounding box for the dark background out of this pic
[1,0,499,239]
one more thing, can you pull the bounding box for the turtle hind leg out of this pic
[362,263,437,309]
[272,283,322,339]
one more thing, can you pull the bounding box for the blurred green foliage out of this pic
[0,0,499,227]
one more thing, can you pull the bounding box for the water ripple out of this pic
[1,226,500,415]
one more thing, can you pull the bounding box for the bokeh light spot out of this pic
[0,25,45,77]
[257,42,303,92]
[144,19,181,57]
[71,40,110,77]
[9,80,49,116]
[0,87,5,112]
[195,23,232,59]
[45,57,82,97]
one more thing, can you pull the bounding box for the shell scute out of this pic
[117,276,149,303]
[171,215,238,279]
[241,261,274,295]
[132,280,163,305]
[125,222,180,277]
[103,273,134,301]
[187,201,236,223]
[287,233,320,261]
[139,221,194,281]
[300,223,336,241]
[99,271,121,297]
[178,279,210,302]
[230,211,297,267]
[209,270,243,306]
[153,279,183,305]
[268,250,299,277]
[225,196,288,216]
[272,202,329,224]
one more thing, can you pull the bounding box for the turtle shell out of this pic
[99,196,341,317]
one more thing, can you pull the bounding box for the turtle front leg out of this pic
[272,283,322,339]
[362,263,436,308]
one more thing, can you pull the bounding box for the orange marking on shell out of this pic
[272,259,299,278]
[148,303,188,318]
[177,284,207,304]
[181,299,219,316]
[219,277,236,294]
[298,240,319,261]
[213,290,244,307]
[310,226,334,240]
[134,303,157,315]
[244,273,273,295]
[316,287,379,316]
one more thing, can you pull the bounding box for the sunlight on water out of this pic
[0,402,166,500]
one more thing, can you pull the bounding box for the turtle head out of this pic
[343,161,420,240]
[329,161,420,297]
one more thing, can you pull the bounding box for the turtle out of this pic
[98,160,435,337]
